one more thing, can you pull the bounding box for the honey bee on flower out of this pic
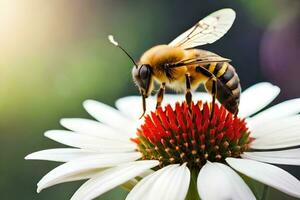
[109,8,240,118]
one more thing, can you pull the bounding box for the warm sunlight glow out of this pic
[0,0,87,59]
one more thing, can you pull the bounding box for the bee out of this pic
[109,8,240,118]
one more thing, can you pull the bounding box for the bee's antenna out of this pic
[108,35,138,68]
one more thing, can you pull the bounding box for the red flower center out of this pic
[131,101,252,169]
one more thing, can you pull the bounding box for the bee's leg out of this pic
[185,73,192,108]
[210,78,217,120]
[195,66,218,119]
[234,109,239,118]
[156,83,166,109]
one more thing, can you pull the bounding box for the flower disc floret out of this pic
[132,101,252,169]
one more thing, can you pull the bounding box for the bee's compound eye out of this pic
[139,64,151,80]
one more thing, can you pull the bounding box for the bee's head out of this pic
[132,64,154,118]
[132,64,153,98]
[108,35,152,118]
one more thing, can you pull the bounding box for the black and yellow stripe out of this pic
[201,62,241,115]
[203,62,228,78]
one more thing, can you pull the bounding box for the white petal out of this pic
[226,158,300,198]
[250,119,300,149]
[239,82,280,118]
[83,100,136,134]
[143,164,179,200]
[197,161,255,200]
[71,160,159,200]
[250,115,300,138]
[25,148,96,162]
[126,165,171,200]
[45,130,136,152]
[248,98,300,128]
[116,93,211,120]
[115,96,156,120]
[53,169,103,185]
[161,163,190,200]
[137,169,154,178]
[37,152,141,192]
[126,164,190,200]
[242,149,300,165]
[60,118,129,141]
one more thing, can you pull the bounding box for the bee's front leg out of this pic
[156,83,166,109]
[185,73,192,108]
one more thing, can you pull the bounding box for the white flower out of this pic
[26,82,300,200]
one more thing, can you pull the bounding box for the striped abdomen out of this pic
[203,62,241,115]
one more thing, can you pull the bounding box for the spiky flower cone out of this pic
[132,101,252,170]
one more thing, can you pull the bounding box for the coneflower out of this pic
[26,82,300,200]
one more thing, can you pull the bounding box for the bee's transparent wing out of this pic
[167,55,231,68]
[168,8,236,49]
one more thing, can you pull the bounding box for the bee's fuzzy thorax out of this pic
[139,45,187,84]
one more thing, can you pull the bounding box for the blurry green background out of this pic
[1,0,299,199]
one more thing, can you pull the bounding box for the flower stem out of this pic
[261,185,269,200]
[121,179,138,191]
[186,169,200,200]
